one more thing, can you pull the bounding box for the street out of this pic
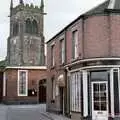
[0,104,70,120]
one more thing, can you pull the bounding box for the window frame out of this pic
[60,39,65,64]
[70,71,81,112]
[18,70,28,96]
[51,45,55,67]
[72,30,79,59]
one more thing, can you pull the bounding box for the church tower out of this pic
[3,0,47,104]
[7,0,45,66]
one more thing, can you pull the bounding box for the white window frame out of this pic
[110,68,115,117]
[18,70,28,96]
[60,39,65,64]
[3,72,6,96]
[51,45,55,66]
[70,71,81,112]
[72,30,79,59]
[83,70,88,117]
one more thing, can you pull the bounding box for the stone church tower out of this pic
[7,0,45,66]
[1,0,47,104]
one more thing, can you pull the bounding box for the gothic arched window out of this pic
[13,23,19,36]
[25,19,32,33]
[32,20,38,34]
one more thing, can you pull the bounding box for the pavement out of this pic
[0,104,71,120]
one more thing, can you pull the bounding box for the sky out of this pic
[0,0,106,60]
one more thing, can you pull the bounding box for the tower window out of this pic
[25,19,38,34]
[25,19,32,33]
[13,23,19,36]
[32,20,38,34]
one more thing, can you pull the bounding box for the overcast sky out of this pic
[0,0,106,60]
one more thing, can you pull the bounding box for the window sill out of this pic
[18,94,28,97]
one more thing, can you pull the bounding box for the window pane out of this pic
[71,72,81,112]
[101,102,107,110]
[51,45,55,66]
[18,71,27,96]
[100,92,106,101]
[94,84,99,92]
[94,102,100,110]
[100,83,106,91]
[94,92,99,101]
[72,30,78,59]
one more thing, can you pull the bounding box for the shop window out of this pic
[70,71,81,112]
[18,70,28,96]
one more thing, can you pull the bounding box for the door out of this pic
[59,87,64,114]
[39,79,46,103]
[92,82,108,120]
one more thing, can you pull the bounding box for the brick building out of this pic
[0,0,47,104]
[46,0,120,120]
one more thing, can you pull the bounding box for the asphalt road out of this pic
[0,104,53,120]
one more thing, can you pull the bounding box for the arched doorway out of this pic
[39,79,46,103]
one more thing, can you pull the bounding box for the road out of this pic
[0,104,53,120]
[0,104,70,120]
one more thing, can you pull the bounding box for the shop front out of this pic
[68,65,120,120]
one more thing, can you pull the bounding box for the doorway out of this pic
[59,87,64,114]
[39,79,46,103]
[92,81,108,120]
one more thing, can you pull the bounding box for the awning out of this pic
[56,74,65,87]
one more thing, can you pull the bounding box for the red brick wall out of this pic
[66,19,83,64]
[4,68,47,103]
[46,33,66,112]
[65,15,120,64]
[84,16,110,58]
[111,15,120,56]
